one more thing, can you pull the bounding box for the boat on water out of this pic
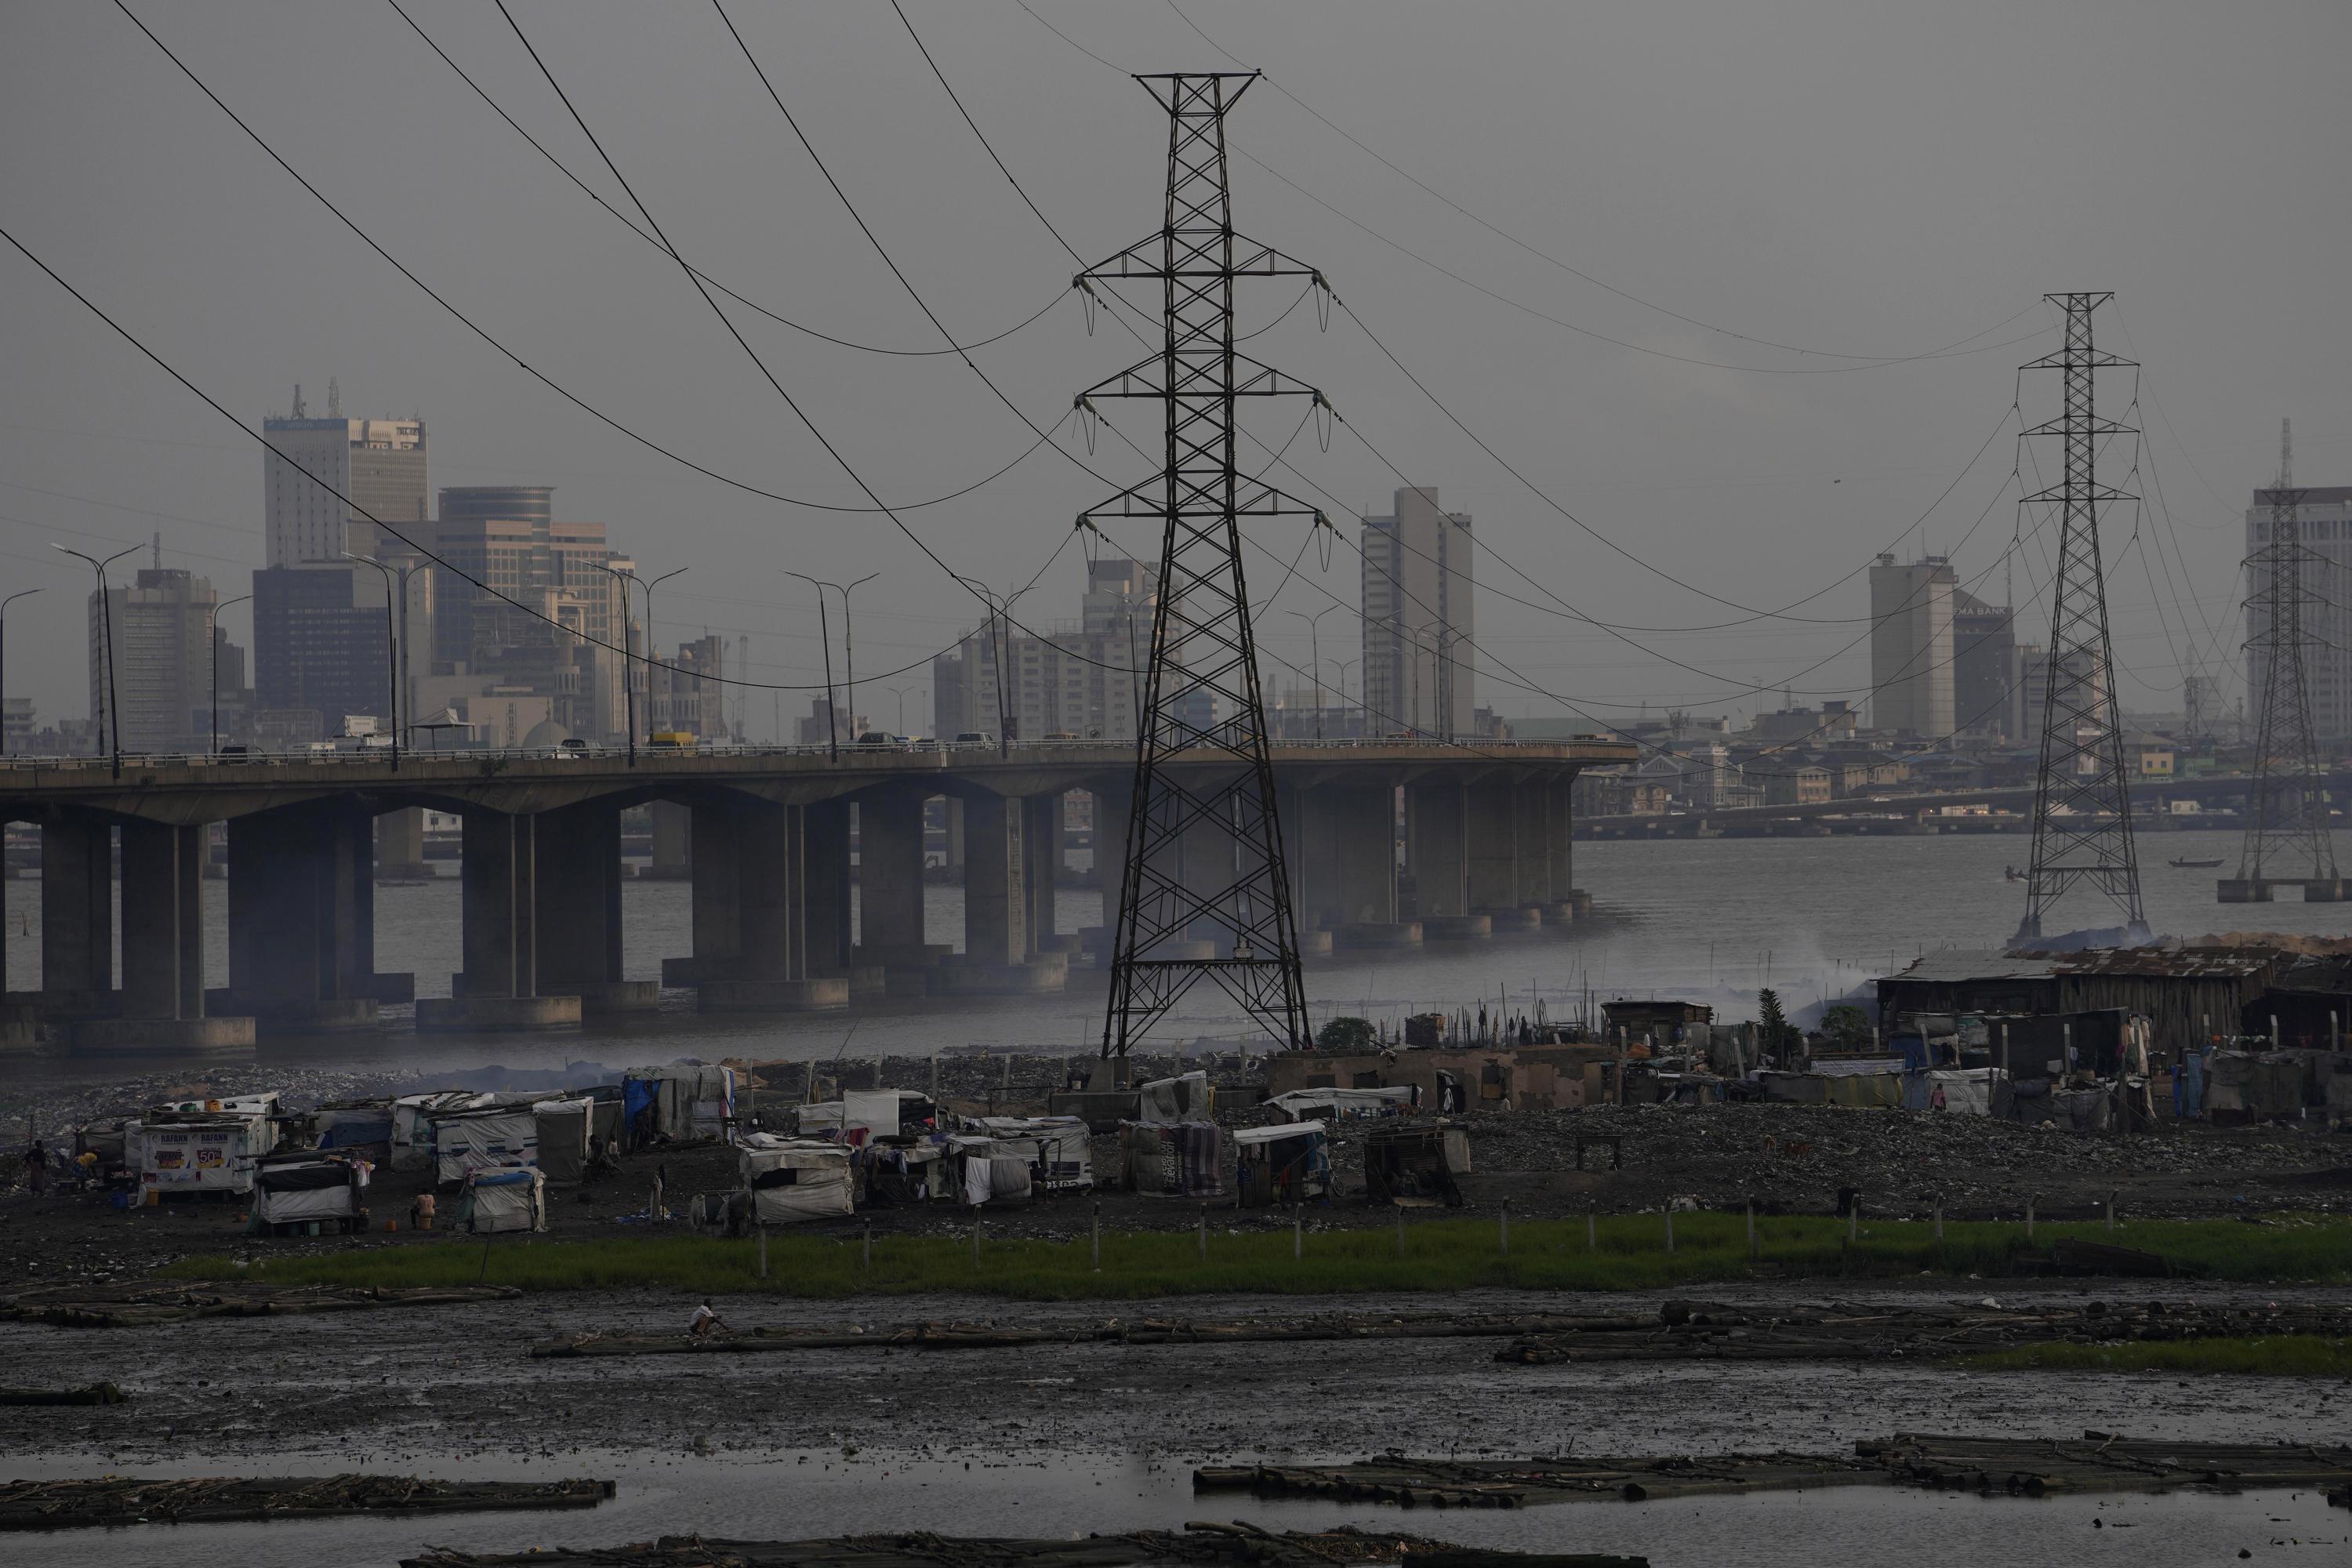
[2169,856,2224,869]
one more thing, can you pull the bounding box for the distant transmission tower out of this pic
[2226,419,2340,902]
[1082,73,1323,1054]
[2016,292,2149,945]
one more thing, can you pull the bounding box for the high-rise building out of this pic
[934,557,1157,742]
[1361,487,1473,739]
[652,635,730,739]
[1867,554,1956,736]
[252,564,390,731]
[1951,587,2016,741]
[429,486,632,741]
[262,388,427,567]
[2246,484,2352,742]
[88,563,221,753]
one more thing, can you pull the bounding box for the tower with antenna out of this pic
[2015,292,2149,946]
[1080,72,1325,1056]
[2222,419,2342,902]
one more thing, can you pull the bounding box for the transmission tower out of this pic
[1080,72,1325,1054]
[2227,419,2339,900]
[2016,292,2149,945]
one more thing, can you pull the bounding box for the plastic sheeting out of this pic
[741,1137,856,1223]
[1136,1072,1213,1123]
[435,1109,539,1185]
[534,1098,593,1185]
[970,1116,1093,1191]
[1264,1087,1417,1121]
[1122,1121,1222,1197]
[1233,1120,1330,1207]
[129,1113,277,1195]
[465,1167,545,1233]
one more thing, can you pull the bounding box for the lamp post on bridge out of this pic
[1287,606,1338,741]
[0,587,40,758]
[1324,657,1359,741]
[52,543,139,777]
[209,592,250,757]
[340,553,401,771]
[786,572,878,750]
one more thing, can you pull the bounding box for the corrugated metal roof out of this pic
[1880,951,2056,983]
[1881,946,2278,985]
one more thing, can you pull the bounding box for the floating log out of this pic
[0,1475,612,1531]
[0,1282,523,1330]
[0,1383,125,1406]
[399,1524,1628,1568]
[1198,1435,2352,1509]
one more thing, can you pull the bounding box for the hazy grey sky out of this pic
[3,0,2347,736]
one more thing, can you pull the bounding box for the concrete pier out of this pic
[218,803,389,1031]
[39,810,113,1008]
[1406,782,1468,920]
[419,809,579,1031]
[375,807,431,880]
[955,791,1064,993]
[80,820,253,1055]
[534,803,655,1014]
[858,787,933,971]
[645,800,692,879]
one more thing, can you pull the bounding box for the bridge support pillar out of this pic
[1024,792,1066,956]
[1406,781,1468,920]
[1078,779,1131,966]
[420,810,578,1031]
[939,792,1062,996]
[38,809,113,1011]
[376,808,430,881]
[1465,780,1517,923]
[646,800,691,879]
[78,820,252,1055]
[802,799,852,980]
[535,803,653,1014]
[856,787,932,971]
[944,797,966,876]
[1327,785,1416,949]
[1543,777,1577,920]
[688,799,842,1012]
[219,802,394,1031]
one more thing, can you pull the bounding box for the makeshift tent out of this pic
[1136,1071,1213,1123]
[251,1155,368,1231]
[741,1135,858,1223]
[534,1098,594,1185]
[1264,1086,1417,1122]
[1232,1120,1330,1207]
[393,1091,540,1172]
[1121,1121,1222,1198]
[435,1105,541,1185]
[1822,1072,1902,1109]
[623,1065,736,1145]
[314,1102,395,1153]
[691,1065,737,1142]
[945,1134,1036,1207]
[797,1091,938,1141]
[461,1167,546,1233]
[128,1107,278,1196]
[970,1116,1093,1192]
[1363,1123,1469,1207]
[1906,1067,1994,1115]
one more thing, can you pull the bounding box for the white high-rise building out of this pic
[262,387,426,568]
[2246,484,2352,742]
[1867,554,1956,736]
[89,562,220,753]
[1360,487,1473,739]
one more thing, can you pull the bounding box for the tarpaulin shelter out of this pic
[740,1135,858,1223]
[945,1134,1035,1207]
[2205,1051,2307,1121]
[435,1104,541,1185]
[1902,1067,1994,1115]
[460,1166,546,1233]
[129,1103,280,1196]
[533,1098,594,1185]
[1232,1120,1330,1207]
[250,1154,368,1232]
[393,1091,540,1172]
[1136,1071,1213,1123]
[623,1065,737,1147]
[1264,1086,1417,1122]
[1121,1121,1223,1198]
[314,1102,395,1154]
[1363,1122,1469,1207]
[797,1091,938,1141]
[970,1116,1093,1192]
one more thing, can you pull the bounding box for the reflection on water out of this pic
[0,1447,2337,1568]
[6,829,2347,1084]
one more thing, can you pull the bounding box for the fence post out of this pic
[758,1222,768,1281]
[862,1220,871,1272]
[1746,1200,1757,1260]
[1091,1199,1102,1271]
[1294,1203,1303,1261]
[1587,1209,1597,1253]
[1933,1200,1944,1241]
[1396,1202,1405,1257]
[1198,1203,1207,1262]
[1500,1196,1511,1256]
[1664,1207,1675,1254]
[2105,1190,2115,1233]
[1848,1196,1860,1243]
[2025,1194,2035,1240]
[971,1208,981,1268]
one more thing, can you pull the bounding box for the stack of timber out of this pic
[0,1279,521,1329]
[0,1475,612,1531]
[1197,1435,2352,1508]
[1496,1298,2352,1366]
[401,1524,1645,1567]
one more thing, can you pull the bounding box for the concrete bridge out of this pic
[0,738,1632,1051]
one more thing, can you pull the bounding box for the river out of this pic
[4,829,2345,1083]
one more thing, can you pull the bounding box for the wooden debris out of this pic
[398,1525,1639,1568]
[0,1475,612,1531]
[1197,1435,2352,1509]
[0,1280,522,1329]
[0,1383,125,1406]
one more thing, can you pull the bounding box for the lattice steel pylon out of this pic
[1080,72,1323,1055]
[2016,292,2150,945]
[2230,419,2339,896]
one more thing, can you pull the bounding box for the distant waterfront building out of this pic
[252,565,390,730]
[1951,588,2017,741]
[2,696,33,753]
[1867,554,1956,737]
[89,563,221,753]
[1361,488,1473,740]
[262,388,427,566]
[932,557,1155,742]
[2246,484,2352,742]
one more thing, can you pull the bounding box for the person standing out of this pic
[23,1141,49,1196]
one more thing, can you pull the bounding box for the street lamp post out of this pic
[53,543,139,776]
[0,587,40,757]
[955,576,1030,759]
[786,572,840,760]
[641,566,687,739]
[884,683,923,738]
[1287,606,1338,741]
[209,592,251,756]
[591,561,641,766]
[342,553,401,769]
[1325,657,1359,740]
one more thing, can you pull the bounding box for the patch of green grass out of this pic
[1965,1338,2352,1377]
[153,1212,2352,1300]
